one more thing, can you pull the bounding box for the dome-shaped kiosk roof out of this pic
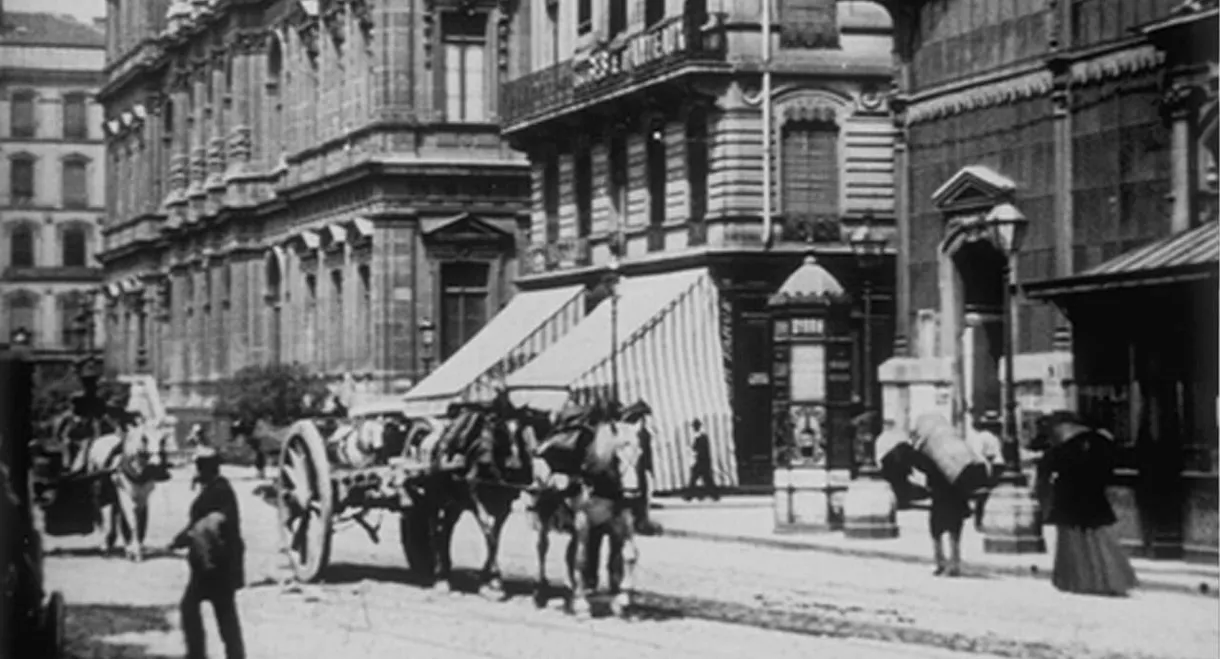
[769,255,847,306]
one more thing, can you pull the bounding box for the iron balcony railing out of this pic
[502,12,728,129]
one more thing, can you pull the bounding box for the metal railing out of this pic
[501,12,728,128]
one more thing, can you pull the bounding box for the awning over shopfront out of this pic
[401,284,587,417]
[506,268,736,493]
[1025,220,1219,299]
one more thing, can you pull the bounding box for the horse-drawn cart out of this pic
[275,400,453,582]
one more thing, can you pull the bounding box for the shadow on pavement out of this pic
[65,603,178,659]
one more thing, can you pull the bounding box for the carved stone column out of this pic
[1049,57,1074,354]
[164,66,191,226]
[187,57,210,221]
[205,46,229,214]
[1165,83,1205,234]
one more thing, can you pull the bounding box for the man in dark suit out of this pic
[685,419,719,501]
[170,447,246,659]
[622,400,659,534]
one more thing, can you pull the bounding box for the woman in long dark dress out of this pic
[1039,422,1137,596]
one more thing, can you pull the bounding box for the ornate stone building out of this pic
[98,0,531,427]
[881,0,1218,561]
[402,0,899,492]
[0,11,108,363]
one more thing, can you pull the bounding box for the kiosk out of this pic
[769,256,854,532]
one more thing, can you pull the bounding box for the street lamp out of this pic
[986,202,1029,483]
[418,318,436,375]
[847,215,887,416]
[606,256,622,407]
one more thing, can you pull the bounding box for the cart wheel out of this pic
[400,504,435,575]
[276,422,333,582]
[41,591,65,658]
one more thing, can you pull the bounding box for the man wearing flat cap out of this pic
[170,446,246,659]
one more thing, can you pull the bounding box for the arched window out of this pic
[10,90,36,138]
[63,93,89,140]
[9,154,36,205]
[62,223,89,267]
[62,155,90,209]
[10,222,36,268]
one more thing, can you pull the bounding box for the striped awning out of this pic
[506,268,736,493]
[401,284,587,417]
[1026,220,1219,299]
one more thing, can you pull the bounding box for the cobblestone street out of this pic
[44,467,1218,659]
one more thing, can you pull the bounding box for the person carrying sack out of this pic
[911,413,987,577]
[169,446,246,659]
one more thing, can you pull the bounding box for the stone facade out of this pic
[500,0,898,486]
[98,0,530,423]
[882,0,1218,560]
[0,11,108,364]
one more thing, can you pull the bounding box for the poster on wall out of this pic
[789,344,826,401]
[788,404,827,467]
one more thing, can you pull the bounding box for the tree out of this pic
[212,362,331,428]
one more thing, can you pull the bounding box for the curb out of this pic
[658,526,1220,599]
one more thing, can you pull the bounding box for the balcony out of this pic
[520,236,592,275]
[775,213,844,244]
[502,13,728,132]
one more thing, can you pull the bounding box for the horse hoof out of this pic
[570,598,591,619]
[431,581,451,595]
[610,593,631,617]
[533,590,548,609]
[478,581,506,602]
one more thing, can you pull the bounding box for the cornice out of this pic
[906,64,1052,125]
[903,42,1167,126]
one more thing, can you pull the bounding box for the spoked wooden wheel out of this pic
[276,424,333,582]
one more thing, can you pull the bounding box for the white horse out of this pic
[83,423,172,561]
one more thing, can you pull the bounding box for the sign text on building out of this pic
[575,18,689,88]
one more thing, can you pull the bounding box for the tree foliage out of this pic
[30,364,132,436]
[212,362,331,427]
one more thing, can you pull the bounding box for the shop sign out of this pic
[791,317,825,336]
[576,18,689,88]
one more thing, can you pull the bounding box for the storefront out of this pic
[1025,220,1219,562]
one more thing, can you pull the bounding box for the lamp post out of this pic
[979,201,1045,554]
[986,202,1029,484]
[606,256,621,406]
[847,215,887,420]
[842,217,900,540]
[418,318,436,376]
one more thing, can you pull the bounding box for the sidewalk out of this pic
[649,495,1220,598]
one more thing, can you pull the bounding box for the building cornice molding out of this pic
[903,43,1166,126]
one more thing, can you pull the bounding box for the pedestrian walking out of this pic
[966,411,1004,530]
[910,414,983,577]
[685,419,718,501]
[622,400,659,534]
[1036,417,1137,596]
[169,446,246,659]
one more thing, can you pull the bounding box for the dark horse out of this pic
[521,398,646,617]
[418,393,535,597]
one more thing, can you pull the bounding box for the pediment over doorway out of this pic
[421,212,515,244]
[931,165,1017,213]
